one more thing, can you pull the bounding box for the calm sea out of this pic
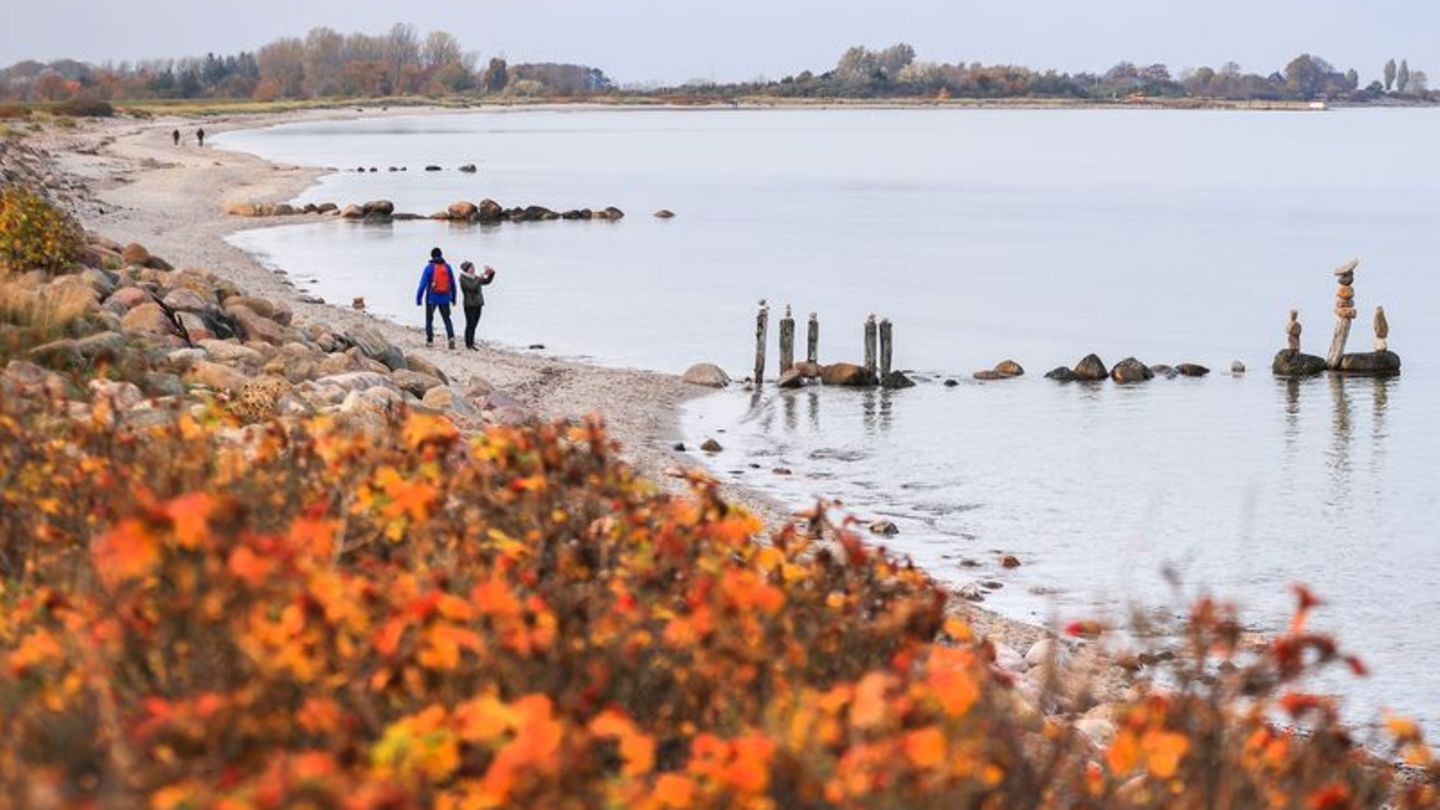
[217,108,1440,735]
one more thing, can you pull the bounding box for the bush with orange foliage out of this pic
[0,390,1436,808]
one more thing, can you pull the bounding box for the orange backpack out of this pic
[430,261,452,295]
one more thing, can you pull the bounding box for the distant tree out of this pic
[383,23,420,93]
[1397,59,1411,93]
[303,27,345,98]
[481,58,508,94]
[1283,54,1330,99]
[1344,68,1359,91]
[1384,58,1397,91]
[874,43,916,78]
[421,31,463,70]
[33,70,73,102]
[256,37,305,99]
[1411,70,1429,94]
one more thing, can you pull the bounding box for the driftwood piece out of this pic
[779,306,795,374]
[806,313,819,365]
[754,302,769,384]
[863,314,878,375]
[879,318,893,379]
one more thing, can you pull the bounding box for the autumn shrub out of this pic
[0,394,1435,808]
[0,104,29,121]
[0,186,84,275]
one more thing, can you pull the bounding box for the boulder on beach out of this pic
[340,204,364,220]
[700,438,723,453]
[1271,350,1327,377]
[792,361,822,378]
[1338,351,1401,376]
[1072,353,1108,382]
[120,243,150,267]
[120,301,178,339]
[820,362,877,387]
[1110,357,1154,384]
[681,362,730,388]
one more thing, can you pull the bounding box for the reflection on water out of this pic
[682,371,1435,735]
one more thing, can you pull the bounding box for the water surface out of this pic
[218,108,1440,735]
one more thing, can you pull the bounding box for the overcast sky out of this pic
[2,0,1434,85]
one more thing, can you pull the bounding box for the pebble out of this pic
[869,519,899,536]
[1000,554,1022,569]
[700,438,723,453]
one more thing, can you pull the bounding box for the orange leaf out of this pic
[93,519,161,587]
[903,726,946,769]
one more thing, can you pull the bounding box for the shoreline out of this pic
[26,105,1131,699]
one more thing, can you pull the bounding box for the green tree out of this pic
[1384,58,1397,91]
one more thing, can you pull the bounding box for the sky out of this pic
[2,0,1435,86]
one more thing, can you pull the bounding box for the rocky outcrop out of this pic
[682,363,730,388]
[446,201,478,221]
[1271,350,1327,377]
[881,370,916,389]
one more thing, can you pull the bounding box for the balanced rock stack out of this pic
[1334,262,1357,323]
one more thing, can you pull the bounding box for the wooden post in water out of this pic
[806,313,819,365]
[863,314,878,376]
[879,318,893,379]
[779,306,795,374]
[753,301,769,384]
[1326,258,1360,370]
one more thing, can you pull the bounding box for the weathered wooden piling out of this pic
[879,318,893,378]
[863,314,878,376]
[806,313,819,365]
[754,301,769,384]
[1326,258,1360,370]
[779,306,795,374]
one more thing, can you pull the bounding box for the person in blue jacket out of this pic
[415,247,458,349]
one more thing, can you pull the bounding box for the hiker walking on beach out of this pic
[172,129,180,146]
[458,261,496,350]
[416,247,458,349]
[196,127,206,147]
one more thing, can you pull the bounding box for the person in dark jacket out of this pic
[458,261,496,350]
[196,127,206,147]
[172,129,181,146]
[415,247,458,349]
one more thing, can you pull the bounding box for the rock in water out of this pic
[1271,350,1327,377]
[1338,351,1401,376]
[1072,353,1108,382]
[1231,361,1247,374]
[1109,357,1154,384]
[458,164,477,173]
[994,360,1024,377]
[654,209,675,219]
[682,363,730,388]
[1044,366,1078,382]
[447,201,477,220]
[820,362,877,387]
[1176,363,1210,377]
[700,438,723,453]
[882,370,916,389]
[776,369,806,389]
[869,520,899,536]
[972,370,1004,381]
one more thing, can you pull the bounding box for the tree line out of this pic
[0,23,613,103]
[0,31,1431,105]
[688,46,1433,103]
